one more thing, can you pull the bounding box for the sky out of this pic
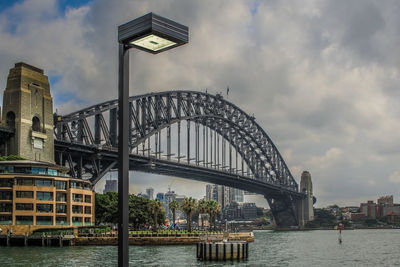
[1,0,400,208]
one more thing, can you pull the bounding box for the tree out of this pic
[95,193,165,229]
[197,199,208,230]
[206,200,221,231]
[148,199,164,231]
[168,200,180,228]
[181,197,197,232]
[95,192,118,224]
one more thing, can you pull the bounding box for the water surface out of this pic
[1,230,399,266]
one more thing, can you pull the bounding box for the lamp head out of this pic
[118,13,188,54]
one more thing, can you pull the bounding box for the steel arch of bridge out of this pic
[55,90,298,191]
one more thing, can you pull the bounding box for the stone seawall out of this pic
[74,233,254,246]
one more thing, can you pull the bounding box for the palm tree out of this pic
[207,200,221,231]
[181,197,197,232]
[168,200,180,228]
[148,199,164,231]
[197,199,208,230]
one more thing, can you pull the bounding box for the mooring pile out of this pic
[196,241,249,261]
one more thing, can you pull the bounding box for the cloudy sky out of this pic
[1,0,400,207]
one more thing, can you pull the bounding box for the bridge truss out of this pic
[54,91,305,226]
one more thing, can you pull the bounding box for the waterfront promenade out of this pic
[0,231,254,247]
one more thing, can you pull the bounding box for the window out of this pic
[72,205,83,214]
[36,179,52,187]
[48,169,58,176]
[36,216,53,225]
[72,194,83,202]
[32,168,46,175]
[70,181,82,189]
[36,191,53,201]
[36,204,53,213]
[6,111,15,128]
[0,203,12,212]
[0,191,12,200]
[16,191,33,198]
[0,166,14,174]
[0,215,12,224]
[16,216,33,225]
[72,216,83,225]
[0,179,13,187]
[56,216,67,225]
[84,206,91,214]
[16,203,34,211]
[84,195,91,203]
[32,116,40,132]
[55,181,67,190]
[56,204,67,213]
[56,192,67,202]
[84,217,91,225]
[16,178,34,186]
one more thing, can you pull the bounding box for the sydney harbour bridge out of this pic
[53,90,312,227]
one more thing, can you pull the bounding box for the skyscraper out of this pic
[206,184,231,207]
[146,187,154,200]
[103,179,118,193]
[231,188,244,203]
[163,190,177,221]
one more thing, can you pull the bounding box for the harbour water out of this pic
[1,229,399,266]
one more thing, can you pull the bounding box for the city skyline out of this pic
[1,0,400,207]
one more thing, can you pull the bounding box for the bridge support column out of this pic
[266,195,299,228]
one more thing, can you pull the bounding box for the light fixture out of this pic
[118,12,188,54]
[116,12,188,267]
[130,34,176,52]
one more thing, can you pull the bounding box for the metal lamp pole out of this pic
[118,43,130,267]
[117,13,188,266]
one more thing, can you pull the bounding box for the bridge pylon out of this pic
[0,62,54,163]
[296,171,314,228]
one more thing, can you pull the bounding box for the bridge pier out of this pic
[266,171,315,228]
[266,195,299,228]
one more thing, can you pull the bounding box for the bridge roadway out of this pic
[55,140,305,200]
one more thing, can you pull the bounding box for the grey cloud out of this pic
[1,0,400,207]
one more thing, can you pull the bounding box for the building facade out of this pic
[0,62,95,235]
[103,179,117,193]
[146,187,154,200]
[0,161,94,234]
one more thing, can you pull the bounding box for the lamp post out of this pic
[117,13,188,266]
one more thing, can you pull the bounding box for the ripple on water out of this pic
[1,230,400,266]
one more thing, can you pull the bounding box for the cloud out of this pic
[1,0,400,207]
[389,171,400,183]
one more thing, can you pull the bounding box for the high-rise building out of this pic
[103,179,118,193]
[208,184,231,208]
[230,188,244,203]
[175,195,185,219]
[163,190,176,221]
[146,187,154,200]
[241,203,257,219]
[156,193,164,202]
[206,184,213,201]
[360,200,376,219]
[378,195,393,205]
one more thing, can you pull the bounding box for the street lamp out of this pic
[117,13,188,266]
